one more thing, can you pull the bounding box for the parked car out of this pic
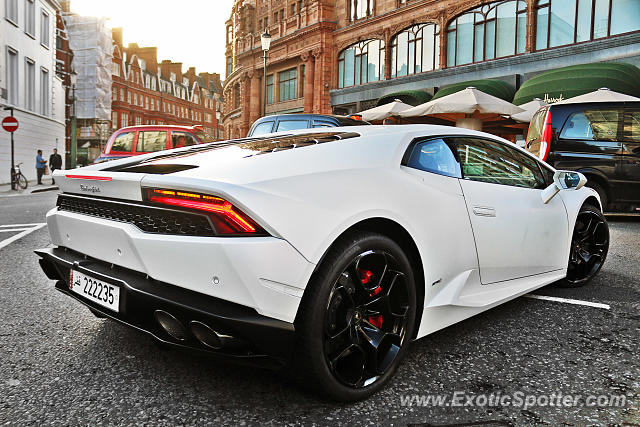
[247,113,369,137]
[525,101,640,211]
[94,125,214,164]
[38,125,607,401]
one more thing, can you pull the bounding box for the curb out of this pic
[30,186,59,194]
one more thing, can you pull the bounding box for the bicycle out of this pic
[11,163,28,190]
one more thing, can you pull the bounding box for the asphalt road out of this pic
[0,191,638,426]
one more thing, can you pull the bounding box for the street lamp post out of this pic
[69,71,77,169]
[261,30,271,117]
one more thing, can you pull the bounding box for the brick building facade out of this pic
[223,0,640,138]
[111,28,224,142]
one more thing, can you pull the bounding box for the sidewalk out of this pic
[0,178,58,196]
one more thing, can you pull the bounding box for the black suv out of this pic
[247,114,369,137]
[526,101,640,211]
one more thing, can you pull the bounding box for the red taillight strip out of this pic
[149,195,257,233]
[540,110,553,161]
[65,174,113,181]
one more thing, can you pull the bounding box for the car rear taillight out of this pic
[539,109,552,161]
[144,188,266,235]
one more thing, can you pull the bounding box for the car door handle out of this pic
[472,206,496,217]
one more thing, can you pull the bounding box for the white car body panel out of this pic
[49,125,598,339]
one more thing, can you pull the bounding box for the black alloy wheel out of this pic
[294,232,416,401]
[560,204,609,287]
[324,250,411,388]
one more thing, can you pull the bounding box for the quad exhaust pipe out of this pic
[154,310,243,350]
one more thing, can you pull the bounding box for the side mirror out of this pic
[541,171,587,204]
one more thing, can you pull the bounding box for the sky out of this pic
[71,0,235,78]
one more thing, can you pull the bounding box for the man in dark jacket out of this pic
[49,148,62,184]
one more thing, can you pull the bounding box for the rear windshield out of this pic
[525,108,547,157]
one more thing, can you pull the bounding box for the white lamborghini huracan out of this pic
[37,125,609,401]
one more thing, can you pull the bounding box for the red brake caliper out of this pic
[358,268,383,328]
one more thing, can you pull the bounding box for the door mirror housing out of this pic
[541,171,587,204]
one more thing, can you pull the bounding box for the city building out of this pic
[0,0,66,184]
[110,29,224,155]
[223,0,640,138]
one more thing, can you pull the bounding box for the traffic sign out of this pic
[2,116,19,132]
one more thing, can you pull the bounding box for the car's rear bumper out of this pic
[36,246,295,367]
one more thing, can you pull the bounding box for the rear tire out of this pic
[559,204,609,287]
[293,232,417,401]
[586,181,607,211]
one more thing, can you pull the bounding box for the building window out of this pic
[6,0,18,23]
[119,88,124,101]
[263,74,273,104]
[6,48,18,105]
[112,62,120,76]
[446,0,527,67]
[226,25,233,44]
[274,10,279,22]
[122,112,129,126]
[135,116,142,125]
[391,23,440,78]
[300,64,305,97]
[112,111,118,129]
[265,17,268,27]
[40,68,49,115]
[278,68,297,102]
[337,39,385,88]
[25,0,35,36]
[291,3,296,14]
[24,58,35,110]
[350,0,372,21]
[536,0,640,50]
[40,9,50,47]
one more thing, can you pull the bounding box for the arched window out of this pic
[337,39,385,88]
[391,23,441,78]
[536,0,640,50]
[446,0,527,67]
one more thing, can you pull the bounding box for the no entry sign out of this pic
[2,116,19,132]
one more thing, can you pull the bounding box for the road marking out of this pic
[0,223,46,227]
[0,223,46,250]
[525,294,610,310]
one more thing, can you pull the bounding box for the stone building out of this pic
[0,0,66,184]
[111,28,224,149]
[223,0,640,138]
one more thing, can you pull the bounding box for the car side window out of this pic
[452,137,546,189]
[251,121,275,136]
[313,120,333,128]
[111,132,134,152]
[137,131,168,152]
[406,138,461,178]
[622,110,640,143]
[276,119,309,132]
[561,110,620,141]
[171,131,198,148]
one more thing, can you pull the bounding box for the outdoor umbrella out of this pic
[399,87,524,130]
[511,98,549,123]
[357,99,413,121]
[556,87,640,104]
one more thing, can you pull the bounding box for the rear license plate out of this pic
[69,270,120,312]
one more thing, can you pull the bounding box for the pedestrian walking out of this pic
[35,149,47,185]
[49,148,62,184]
